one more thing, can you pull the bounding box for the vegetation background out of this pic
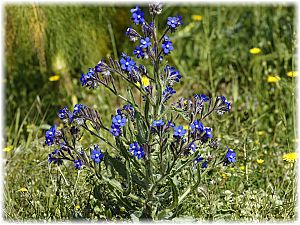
[3,3,297,221]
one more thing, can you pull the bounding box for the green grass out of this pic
[4,4,297,221]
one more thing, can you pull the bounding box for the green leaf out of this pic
[106,154,148,189]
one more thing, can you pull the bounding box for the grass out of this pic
[3,4,297,222]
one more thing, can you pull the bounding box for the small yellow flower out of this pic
[221,173,228,179]
[267,75,281,83]
[137,76,150,87]
[3,145,13,152]
[249,47,261,54]
[257,159,264,164]
[283,152,297,162]
[49,75,60,82]
[184,99,188,104]
[257,131,265,136]
[230,167,235,171]
[239,165,245,171]
[287,71,297,77]
[18,187,28,192]
[192,15,202,21]
[75,205,80,210]
[183,125,189,130]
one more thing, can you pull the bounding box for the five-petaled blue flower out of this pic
[162,36,174,55]
[173,125,186,138]
[45,124,57,146]
[225,147,236,163]
[190,120,204,132]
[152,119,165,127]
[167,16,183,30]
[131,6,145,25]
[110,124,122,137]
[74,159,83,169]
[129,142,145,159]
[140,37,151,49]
[133,46,145,59]
[91,145,104,163]
[120,54,136,72]
[112,115,127,127]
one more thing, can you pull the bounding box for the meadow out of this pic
[3,3,297,221]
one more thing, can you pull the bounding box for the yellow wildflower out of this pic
[249,47,261,54]
[3,145,13,152]
[257,159,264,164]
[221,173,228,179]
[49,75,60,82]
[75,205,80,210]
[267,75,281,83]
[257,131,265,136]
[137,76,150,87]
[192,15,202,21]
[287,71,297,77]
[239,165,245,171]
[183,125,189,130]
[283,152,297,162]
[18,187,28,192]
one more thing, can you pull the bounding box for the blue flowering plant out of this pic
[45,3,235,220]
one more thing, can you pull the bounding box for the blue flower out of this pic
[152,119,165,127]
[129,142,145,159]
[73,104,84,115]
[189,141,197,152]
[162,36,174,55]
[45,125,57,146]
[168,121,175,127]
[225,147,236,163]
[90,145,104,163]
[80,68,96,87]
[131,6,145,25]
[94,59,105,73]
[194,154,204,164]
[74,159,83,169]
[162,86,176,102]
[58,106,68,119]
[165,65,181,83]
[173,125,186,138]
[203,127,213,139]
[112,115,127,127]
[190,120,204,132]
[120,54,136,72]
[167,16,183,31]
[110,124,122,137]
[201,161,208,168]
[133,46,145,59]
[48,149,63,165]
[140,37,151,49]
[221,96,231,112]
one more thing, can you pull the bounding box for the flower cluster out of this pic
[44,5,236,219]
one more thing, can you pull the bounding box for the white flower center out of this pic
[118,119,121,123]
[178,129,182,133]
[95,154,99,158]
[125,62,129,65]
[166,45,169,48]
